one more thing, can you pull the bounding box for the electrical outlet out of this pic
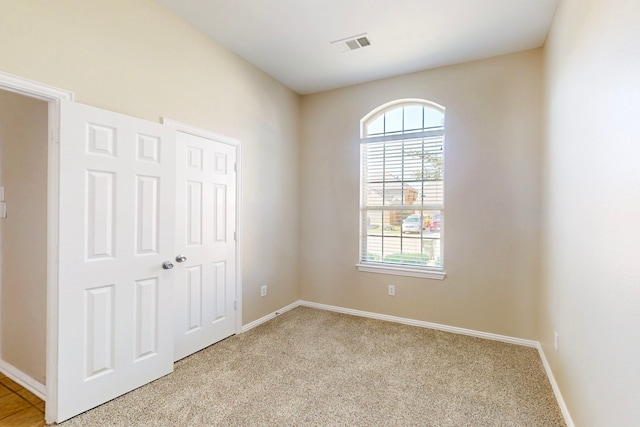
[554,331,559,352]
[260,285,267,297]
[388,284,395,296]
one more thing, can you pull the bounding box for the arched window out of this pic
[357,99,445,279]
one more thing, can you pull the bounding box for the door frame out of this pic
[163,118,243,336]
[0,71,74,423]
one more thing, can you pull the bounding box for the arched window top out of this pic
[361,98,445,139]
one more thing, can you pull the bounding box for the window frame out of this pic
[357,99,446,280]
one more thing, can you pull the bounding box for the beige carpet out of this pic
[60,307,565,426]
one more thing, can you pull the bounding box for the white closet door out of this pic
[174,131,237,361]
[56,99,176,422]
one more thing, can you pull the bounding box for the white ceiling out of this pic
[156,0,559,95]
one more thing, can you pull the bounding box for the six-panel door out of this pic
[57,100,176,422]
[174,131,237,361]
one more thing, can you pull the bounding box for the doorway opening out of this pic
[0,71,73,424]
[0,89,48,398]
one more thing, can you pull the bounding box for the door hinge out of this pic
[234,300,238,310]
[51,128,60,144]
[233,163,237,172]
[233,231,237,241]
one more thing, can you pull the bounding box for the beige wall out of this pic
[0,90,48,384]
[542,0,640,425]
[299,49,543,339]
[0,0,301,325]
[6,2,638,423]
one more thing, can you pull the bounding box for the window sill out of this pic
[356,263,446,280]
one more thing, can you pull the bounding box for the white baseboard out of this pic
[0,359,46,400]
[298,300,538,347]
[536,344,575,427]
[241,300,300,333]
[243,299,573,427]
[244,299,538,347]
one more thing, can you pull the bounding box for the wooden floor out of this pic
[0,373,45,427]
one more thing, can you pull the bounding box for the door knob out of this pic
[175,254,187,263]
[162,261,174,270]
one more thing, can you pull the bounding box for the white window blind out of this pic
[359,101,445,276]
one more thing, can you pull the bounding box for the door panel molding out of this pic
[57,100,176,422]
[163,118,242,359]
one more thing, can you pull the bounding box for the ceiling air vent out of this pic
[356,36,370,47]
[331,33,371,53]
